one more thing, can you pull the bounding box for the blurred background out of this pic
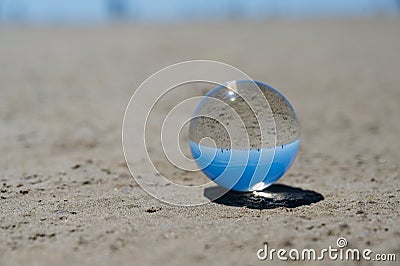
[0,0,399,24]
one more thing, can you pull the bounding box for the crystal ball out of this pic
[189,80,300,192]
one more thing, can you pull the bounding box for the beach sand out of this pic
[0,17,399,265]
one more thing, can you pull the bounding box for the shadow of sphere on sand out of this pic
[204,184,324,209]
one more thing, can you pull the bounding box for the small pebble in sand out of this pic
[71,164,81,170]
[146,206,162,213]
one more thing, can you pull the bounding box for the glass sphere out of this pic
[189,80,300,192]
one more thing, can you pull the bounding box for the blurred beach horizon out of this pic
[0,0,399,25]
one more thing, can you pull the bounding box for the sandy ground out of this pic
[0,17,400,265]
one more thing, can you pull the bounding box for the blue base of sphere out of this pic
[190,139,300,192]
